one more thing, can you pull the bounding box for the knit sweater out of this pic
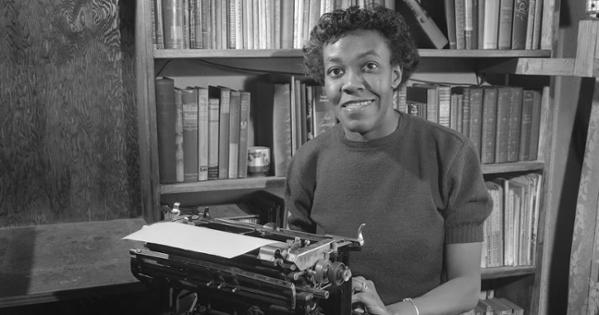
[285,111,492,304]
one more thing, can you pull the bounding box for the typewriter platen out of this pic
[128,201,364,315]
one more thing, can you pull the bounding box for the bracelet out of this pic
[402,298,420,315]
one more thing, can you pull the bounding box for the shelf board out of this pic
[482,265,536,280]
[153,49,552,59]
[161,176,286,194]
[481,161,545,174]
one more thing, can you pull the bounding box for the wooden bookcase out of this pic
[133,1,591,314]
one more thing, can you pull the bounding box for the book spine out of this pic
[153,0,165,49]
[183,0,190,48]
[281,0,294,49]
[497,0,514,49]
[162,0,185,49]
[272,83,293,176]
[506,87,523,162]
[480,87,498,164]
[200,0,211,48]
[528,89,542,160]
[511,0,529,50]
[437,86,451,128]
[482,0,500,49]
[455,0,466,49]
[155,77,177,184]
[175,88,184,182]
[495,87,511,163]
[238,91,251,178]
[273,0,281,49]
[518,90,534,161]
[228,90,241,179]
[403,0,448,49]
[182,88,199,182]
[218,88,230,179]
[243,0,253,49]
[525,0,536,49]
[444,0,457,49]
[468,87,484,159]
[531,0,543,49]
[461,88,471,137]
[197,87,209,181]
[208,98,220,179]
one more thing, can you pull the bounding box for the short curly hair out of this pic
[303,5,419,86]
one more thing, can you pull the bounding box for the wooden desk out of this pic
[0,218,148,308]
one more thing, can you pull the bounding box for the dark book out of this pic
[181,87,199,182]
[153,0,165,49]
[480,87,498,164]
[518,89,534,161]
[397,0,448,49]
[209,86,230,179]
[406,85,428,119]
[511,0,530,49]
[468,86,484,159]
[495,87,512,163]
[197,86,209,181]
[528,89,542,160]
[228,89,241,179]
[497,0,514,49]
[162,0,185,49]
[175,88,184,182]
[238,91,251,178]
[443,0,457,49]
[155,77,177,184]
[506,87,523,162]
[201,0,212,48]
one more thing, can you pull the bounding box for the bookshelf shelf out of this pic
[481,161,545,174]
[153,49,552,60]
[482,266,536,280]
[160,176,286,194]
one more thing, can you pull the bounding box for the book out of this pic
[486,181,504,267]
[437,85,451,128]
[454,0,466,49]
[497,0,514,49]
[525,0,536,49]
[201,0,212,48]
[280,0,294,49]
[209,86,230,179]
[153,0,165,49]
[175,88,184,182]
[494,87,511,163]
[312,86,336,137]
[481,0,500,49]
[228,89,241,179]
[197,87,209,181]
[518,89,534,161]
[155,77,178,184]
[480,87,498,164]
[162,0,185,49]
[531,0,543,49]
[511,0,530,50]
[443,0,457,49]
[460,87,471,137]
[464,0,474,49]
[496,298,524,315]
[182,0,190,48]
[528,89,542,160]
[467,86,484,158]
[397,0,449,49]
[272,82,293,176]
[506,87,523,162]
[406,85,428,119]
[238,91,251,178]
[243,0,253,49]
[181,87,199,182]
[207,97,220,179]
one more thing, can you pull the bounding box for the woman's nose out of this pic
[341,71,365,93]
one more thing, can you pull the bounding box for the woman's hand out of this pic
[351,276,390,315]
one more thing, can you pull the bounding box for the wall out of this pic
[0,0,139,226]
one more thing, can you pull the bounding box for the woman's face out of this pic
[322,29,402,141]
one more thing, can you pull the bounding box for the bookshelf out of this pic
[133,1,582,314]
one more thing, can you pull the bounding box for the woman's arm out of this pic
[353,242,482,315]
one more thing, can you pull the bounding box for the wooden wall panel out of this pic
[0,0,139,226]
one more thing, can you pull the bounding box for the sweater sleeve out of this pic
[443,140,492,244]
[284,151,317,233]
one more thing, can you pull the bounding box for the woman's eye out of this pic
[363,62,378,72]
[327,67,344,78]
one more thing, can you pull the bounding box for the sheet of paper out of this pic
[123,222,284,258]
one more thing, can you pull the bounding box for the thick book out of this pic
[528,89,542,160]
[238,91,251,178]
[209,86,230,179]
[197,86,209,181]
[181,87,199,182]
[494,86,512,163]
[162,0,185,49]
[155,77,177,184]
[506,87,523,162]
[480,87,498,164]
[511,0,529,50]
[272,82,293,176]
[207,97,220,180]
[497,0,514,49]
[228,89,241,179]
[443,0,457,49]
[481,0,500,49]
[468,86,484,159]
[518,89,534,161]
[397,0,448,49]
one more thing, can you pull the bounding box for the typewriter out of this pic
[127,193,364,315]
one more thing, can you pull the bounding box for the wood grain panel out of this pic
[0,0,139,226]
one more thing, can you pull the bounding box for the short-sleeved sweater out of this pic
[285,111,492,304]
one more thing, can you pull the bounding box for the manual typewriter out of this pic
[127,192,364,315]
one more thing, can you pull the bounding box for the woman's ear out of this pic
[391,65,402,89]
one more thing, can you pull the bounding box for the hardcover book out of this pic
[182,87,199,182]
[155,77,177,184]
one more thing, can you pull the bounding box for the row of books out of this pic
[459,290,524,315]
[482,173,542,268]
[151,0,394,50]
[398,84,543,164]
[155,77,251,184]
[444,0,544,50]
